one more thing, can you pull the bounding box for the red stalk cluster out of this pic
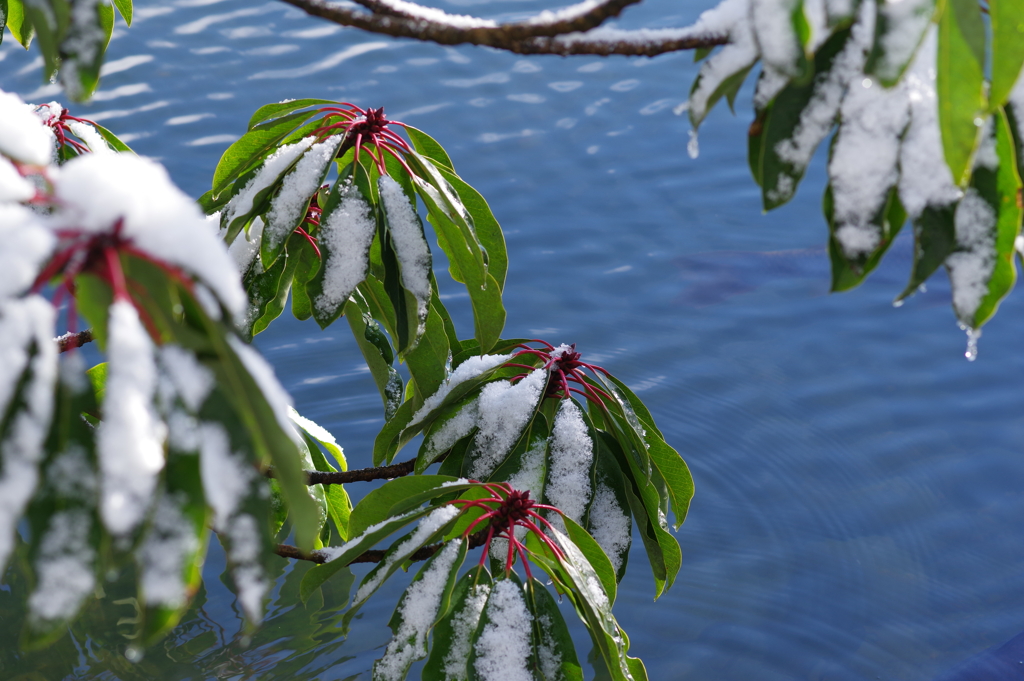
[36,105,100,156]
[450,482,565,579]
[505,340,614,408]
[312,104,414,177]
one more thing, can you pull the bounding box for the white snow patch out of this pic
[227,335,299,443]
[27,510,95,622]
[752,0,803,76]
[54,153,246,316]
[223,137,315,228]
[897,28,962,217]
[410,353,513,426]
[199,422,254,528]
[947,188,997,323]
[0,89,53,165]
[67,120,112,155]
[424,398,479,460]
[0,156,36,202]
[97,301,166,538]
[264,136,340,253]
[228,216,264,274]
[375,540,463,681]
[536,614,563,681]
[139,492,200,608]
[353,506,459,606]
[0,205,54,300]
[318,509,420,563]
[588,482,631,574]
[830,67,909,257]
[444,582,491,680]
[770,1,875,203]
[872,0,934,84]
[473,580,533,681]
[159,345,213,412]
[379,176,432,329]
[687,0,759,128]
[544,400,593,527]
[468,370,546,479]
[314,186,376,315]
[226,513,269,621]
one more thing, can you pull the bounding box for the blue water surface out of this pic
[4,1,1024,679]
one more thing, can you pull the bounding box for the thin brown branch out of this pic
[265,457,417,485]
[277,0,728,56]
[275,527,490,564]
[56,329,94,353]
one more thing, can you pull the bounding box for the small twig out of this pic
[274,527,491,564]
[277,0,728,56]
[266,457,417,485]
[55,329,94,353]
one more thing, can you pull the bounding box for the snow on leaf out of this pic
[473,580,534,681]
[314,186,376,315]
[587,482,631,574]
[0,156,36,202]
[379,175,432,334]
[0,296,58,571]
[374,540,463,681]
[947,188,997,323]
[54,153,247,317]
[0,205,54,301]
[0,89,53,165]
[545,400,594,527]
[468,369,546,480]
[97,301,165,538]
[409,353,512,427]
[688,0,758,126]
[223,137,316,232]
[264,136,341,254]
[27,510,96,622]
[139,492,199,609]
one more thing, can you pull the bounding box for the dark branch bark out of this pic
[56,329,94,353]
[275,527,490,564]
[277,0,727,56]
[265,457,417,485]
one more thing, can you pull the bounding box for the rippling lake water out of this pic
[4,1,1024,679]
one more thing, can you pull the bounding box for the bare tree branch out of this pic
[265,457,417,485]
[275,527,490,564]
[277,0,728,56]
[56,329,94,353]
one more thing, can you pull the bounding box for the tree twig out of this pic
[56,329,94,353]
[266,457,418,485]
[275,526,491,564]
[277,0,728,56]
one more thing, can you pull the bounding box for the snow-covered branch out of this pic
[55,329,94,353]
[278,0,728,56]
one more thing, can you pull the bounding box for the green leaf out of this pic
[826,183,907,292]
[211,110,319,196]
[252,237,299,336]
[299,562,354,604]
[248,98,335,130]
[689,60,756,128]
[58,0,112,101]
[290,237,321,321]
[404,125,455,171]
[951,109,1023,328]
[346,509,461,616]
[345,296,403,420]
[90,121,134,153]
[525,579,584,681]
[897,204,957,301]
[645,434,694,530]
[990,0,1024,110]
[436,166,508,291]
[758,26,854,210]
[111,0,131,25]
[865,0,936,86]
[404,301,451,404]
[562,516,617,606]
[4,0,31,47]
[348,476,473,539]
[416,394,479,474]
[423,566,493,681]
[289,408,351,539]
[937,0,986,186]
[374,539,469,681]
[23,0,65,81]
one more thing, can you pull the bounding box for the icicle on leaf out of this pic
[373,539,468,681]
[946,110,1023,329]
[936,0,986,186]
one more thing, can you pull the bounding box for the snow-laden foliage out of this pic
[688,0,1024,350]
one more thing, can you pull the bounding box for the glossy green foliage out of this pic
[204,101,507,371]
[4,0,130,101]
[690,0,1024,332]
